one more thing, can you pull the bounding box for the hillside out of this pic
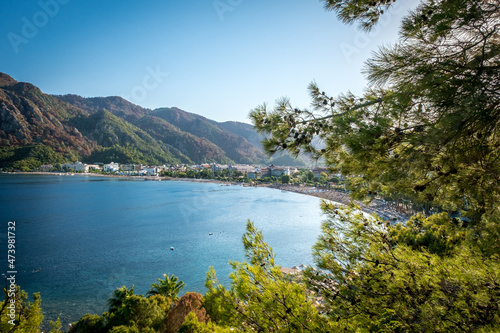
[58,94,269,164]
[133,115,233,164]
[57,94,150,119]
[151,107,266,164]
[69,109,191,165]
[0,72,306,168]
[0,74,98,169]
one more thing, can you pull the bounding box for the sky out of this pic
[0,0,415,123]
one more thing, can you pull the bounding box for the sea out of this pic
[0,173,326,328]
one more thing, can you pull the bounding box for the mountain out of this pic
[150,107,266,164]
[0,72,306,169]
[218,121,264,149]
[56,94,268,164]
[69,109,191,165]
[132,115,233,164]
[57,94,150,120]
[0,74,97,163]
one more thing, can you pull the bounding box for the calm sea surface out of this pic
[0,174,326,327]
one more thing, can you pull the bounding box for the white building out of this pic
[229,164,256,175]
[61,161,86,172]
[86,164,101,172]
[142,167,158,176]
[104,162,120,173]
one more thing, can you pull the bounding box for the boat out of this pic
[170,246,174,251]
[209,232,214,235]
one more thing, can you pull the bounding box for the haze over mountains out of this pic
[0,73,306,168]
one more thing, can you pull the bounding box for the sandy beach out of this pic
[268,184,410,223]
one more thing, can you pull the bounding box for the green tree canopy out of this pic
[147,274,185,301]
[250,0,499,222]
[246,0,500,331]
[0,286,44,333]
[203,221,332,332]
[107,285,135,314]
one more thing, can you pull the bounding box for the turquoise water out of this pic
[0,174,325,327]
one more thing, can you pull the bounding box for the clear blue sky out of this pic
[1,0,414,123]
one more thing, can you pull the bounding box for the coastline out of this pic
[1,171,409,222]
[268,184,410,223]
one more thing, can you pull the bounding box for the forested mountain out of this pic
[151,107,266,164]
[0,73,98,168]
[0,73,305,169]
[68,109,192,165]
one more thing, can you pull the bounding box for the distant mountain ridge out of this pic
[0,73,307,169]
[57,94,267,164]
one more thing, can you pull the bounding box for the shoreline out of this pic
[1,171,409,222]
[268,184,410,223]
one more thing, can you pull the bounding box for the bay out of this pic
[0,174,325,327]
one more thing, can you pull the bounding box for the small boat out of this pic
[209,232,214,235]
[170,246,174,251]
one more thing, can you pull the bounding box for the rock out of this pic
[161,292,210,333]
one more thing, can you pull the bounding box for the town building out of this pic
[61,161,86,172]
[103,162,120,173]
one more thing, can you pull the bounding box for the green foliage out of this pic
[0,144,67,170]
[308,203,500,332]
[72,110,182,165]
[304,171,315,182]
[0,286,44,333]
[107,285,135,314]
[204,221,332,332]
[250,0,499,222]
[248,0,500,331]
[70,283,171,333]
[279,173,290,184]
[87,145,150,165]
[389,212,467,256]
[12,157,41,171]
[147,274,185,301]
[321,0,398,31]
[319,172,328,183]
[69,314,106,333]
[48,318,62,333]
[105,294,167,332]
[178,312,231,333]
[29,144,66,164]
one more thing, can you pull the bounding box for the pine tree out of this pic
[247,0,500,331]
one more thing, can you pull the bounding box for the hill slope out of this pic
[151,107,266,164]
[69,109,191,165]
[0,73,97,162]
[57,94,268,164]
[0,72,306,168]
